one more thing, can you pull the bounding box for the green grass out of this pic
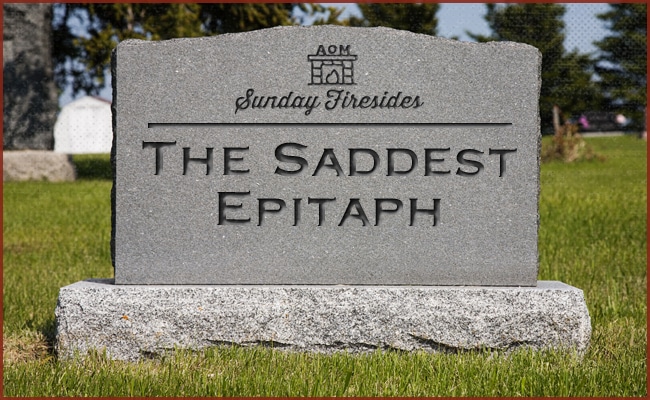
[72,153,112,180]
[3,136,647,396]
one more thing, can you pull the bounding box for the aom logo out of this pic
[308,45,357,85]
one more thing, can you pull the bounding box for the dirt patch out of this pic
[3,332,52,364]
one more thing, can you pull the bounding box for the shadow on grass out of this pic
[72,154,113,180]
[41,318,58,358]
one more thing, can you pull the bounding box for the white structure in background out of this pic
[54,96,112,154]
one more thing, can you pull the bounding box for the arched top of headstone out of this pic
[112,25,541,286]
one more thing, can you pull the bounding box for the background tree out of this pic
[52,3,305,97]
[345,3,439,35]
[468,4,602,132]
[4,3,58,150]
[594,3,647,130]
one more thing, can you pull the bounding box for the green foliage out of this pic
[346,3,439,35]
[72,153,112,180]
[307,4,347,26]
[541,123,604,163]
[595,4,647,130]
[468,4,603,132]
[198,3,295,34]
[3,138,646,396]
[52,3,299,97]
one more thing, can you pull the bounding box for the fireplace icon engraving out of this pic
[308,45,357,85]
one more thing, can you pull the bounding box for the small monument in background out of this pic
[3,4,76,182]
[55,26,591,361]
[54,96,113,154]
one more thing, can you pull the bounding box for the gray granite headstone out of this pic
[57,26,591,361]
[112,26,540,286]
[3,150,75,182]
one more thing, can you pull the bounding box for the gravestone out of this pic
[112,27,538,286]
[3,150,75,182]
[54,96,113,154]
[55,26,591,361]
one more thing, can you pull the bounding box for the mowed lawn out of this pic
[2,136,646,396]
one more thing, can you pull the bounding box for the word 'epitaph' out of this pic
[112,26,541,285]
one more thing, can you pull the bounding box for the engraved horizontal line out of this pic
[147,122,513,128]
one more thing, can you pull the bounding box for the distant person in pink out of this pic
[578,115,589,129]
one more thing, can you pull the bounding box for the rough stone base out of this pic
[55,279,591,361]
[3,150,75,182]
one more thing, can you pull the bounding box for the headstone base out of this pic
[3,151,75,182]
[55,279,591,361]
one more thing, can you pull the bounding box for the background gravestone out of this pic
[54,96,113,154]
[3,3,57,151]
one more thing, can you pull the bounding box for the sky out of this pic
[59,3,613,107]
